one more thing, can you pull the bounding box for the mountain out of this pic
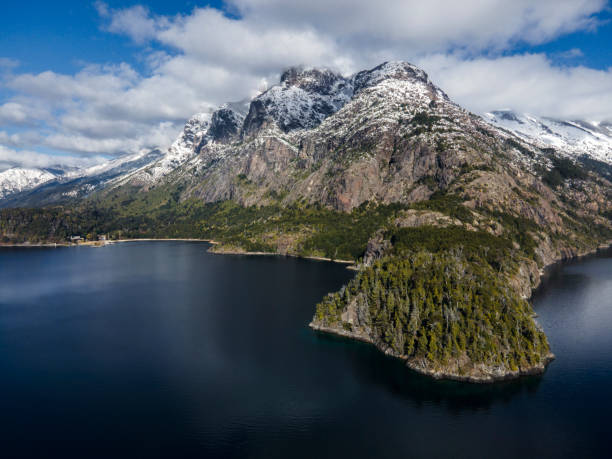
[0,101,250,207]
[116,60,609,217]
[241,67,353,135]
[485,110,612,165]
[118,61,473,209]
[0,167,58,200]
[0,149,164,208]
[2,61,611,383]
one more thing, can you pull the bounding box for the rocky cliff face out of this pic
[120,62,489,209]
[115,61,609,222]
[241,67,353,136]
[209,102,248,143]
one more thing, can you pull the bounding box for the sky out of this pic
[1,0,612,171]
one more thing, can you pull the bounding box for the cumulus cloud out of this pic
[418,53,612,122]
[0,101,49,126]
[0,143,104,172]
[43,121,180,156]
[1,0,611,169]
[95,2,162,44]
[228,0,606,55]
[156,7,351,74]
[0,102,30,124]
[8,63,139,104]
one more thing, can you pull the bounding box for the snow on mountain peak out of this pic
[485,110,612,164]
[242,67,352,136]
[352,61,429,93]
[238,61,450,138]
[133,112,212,182]
[0,168,56,200]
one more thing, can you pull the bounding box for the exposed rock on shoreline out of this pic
[310,240,610,383]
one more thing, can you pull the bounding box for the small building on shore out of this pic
[69,235,82,242]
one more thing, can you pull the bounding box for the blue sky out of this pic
[1,0,612,170]
[0,2,220,74]
[514,9,612,70]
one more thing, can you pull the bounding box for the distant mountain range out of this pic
[0,149,163,207]
[485,110,612,165]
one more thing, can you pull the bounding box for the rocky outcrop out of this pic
[310,324,554,383]
[241,67,352,136]
[207,104,248,144]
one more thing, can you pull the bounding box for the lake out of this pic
[1,242,611,458]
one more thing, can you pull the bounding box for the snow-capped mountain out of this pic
[4,61,612,209]
[0,61,470,205]
[123,100,251,185]
[485,110,612,165]
[239,62,440,138]
[123,113,213,185]
[0,98,250,206]
[142,113,211,182]
[0,149,164,207]
[113,61,534,210]
[241,67,353,136]
[0,168,57,200]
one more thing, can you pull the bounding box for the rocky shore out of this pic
[311,322,555,383]
[310,240,611,383]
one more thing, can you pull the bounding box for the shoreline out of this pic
[112,238,356,265]
[208,245,355,265]
[0,237,357,267]
[310,240,612,384]
[310,322,556,383]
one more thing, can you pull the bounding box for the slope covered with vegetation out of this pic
[311,226,554,381]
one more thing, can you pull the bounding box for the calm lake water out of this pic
[0,242,611,458]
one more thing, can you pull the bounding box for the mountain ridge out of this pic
[2,61,610,208]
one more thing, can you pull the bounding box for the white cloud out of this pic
[0,144,104,172]
[0,102,29,124]
[228,0,606,54]
[43,121,180,156]
[156,7,351,74]
[1,0,611,169]
[8,63,138,104]
[418,53,612,122]
[0,57,19,70]
[95,2,161,44]
[0,101,49,126]
[556,48,585,59]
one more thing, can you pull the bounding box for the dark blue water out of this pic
[0,242,611,458]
